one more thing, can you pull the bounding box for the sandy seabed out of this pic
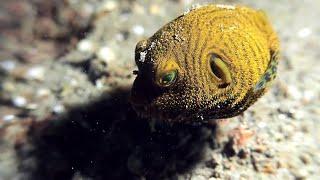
[0,0,319,179]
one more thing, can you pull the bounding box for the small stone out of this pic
[261,162,276,174]
[3,114,16,121]
[253,144,267,153]
[190,175,206,180]
[77,40,96,53]
[52,104,65,114]
[287,85,302,100]
[70,79,78,87]
[293,169,309,179]
[297,28,312,38]
[12,96,27,107]
[95,78,105,89]
[101,0,117,12]
[36,88,51,98]
[0,60,16,72]
[149,4,161,15]
[26,103,38,110]
[2,82,15,92]
[300,154,312,164]
[133,3,145,14]
[97,46,116,63]
[179,0,194,6]
[26,66,45,81]
[132,25,145,36]
[302,90,316,103]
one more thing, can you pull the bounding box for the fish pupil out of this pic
[161,70,177,85]
[210,59,224,80]
[209,55,231,88]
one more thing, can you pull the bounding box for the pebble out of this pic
[95,78,105,89]
[179,0,194,6]
[300,154,312,164]
[26,103,38,110]
[0,60,16,72]
[96,46,116,63]
[77,39,96,53]
[297,28,312,38]
[2,82,15,92]
[190,175,206,180]
[132,25,145,36]
[287,85,302,100]
[52,103,65,114]
[36,88,51,98]
[12,96,27,107]
[70,79,78,87]
[81,4,95,16]
[149,4,161,15]
[101,0,117,12]
[133,3,145,15]
[26,66,45,81]
[302,90,316,103]
[3,115,16,121]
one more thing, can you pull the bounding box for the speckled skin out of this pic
[130,4,280,123]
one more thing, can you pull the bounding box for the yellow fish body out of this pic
[130,4,280,123]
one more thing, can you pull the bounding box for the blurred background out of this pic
[0,0,319,179]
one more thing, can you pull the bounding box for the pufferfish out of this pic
[130,4,280,123]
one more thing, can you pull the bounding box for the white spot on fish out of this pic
[139,51,147,63]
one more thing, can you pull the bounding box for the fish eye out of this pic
[209,54,232,88]
[158,70,178,87]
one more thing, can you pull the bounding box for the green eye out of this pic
[159,70,177,86]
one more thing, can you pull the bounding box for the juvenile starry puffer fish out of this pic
[130,4,280,123]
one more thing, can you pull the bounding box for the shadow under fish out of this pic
[16,88,217,180]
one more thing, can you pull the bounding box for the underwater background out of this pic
[0,0,319,179]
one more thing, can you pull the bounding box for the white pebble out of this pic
[70,79,78,86]
[95,79,104,89]
[287,85,302,100]
[297,28,312,38]
[257,121,267,129]
[77,40,96,52]
[53,104,65,114]
[115,33,125,41]
[0,60,16,72]
[26,66,45,81]
[37,88,51,97]
[302,90,315,102]
[101,0,117,12]
[13,96,27,107]
[3,114,15,121]
[132,25,145,36]
[97,46,116,63]
[181,0,194,5]
[26,103,38,110]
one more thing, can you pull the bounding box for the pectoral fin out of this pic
[253,51,279,92]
